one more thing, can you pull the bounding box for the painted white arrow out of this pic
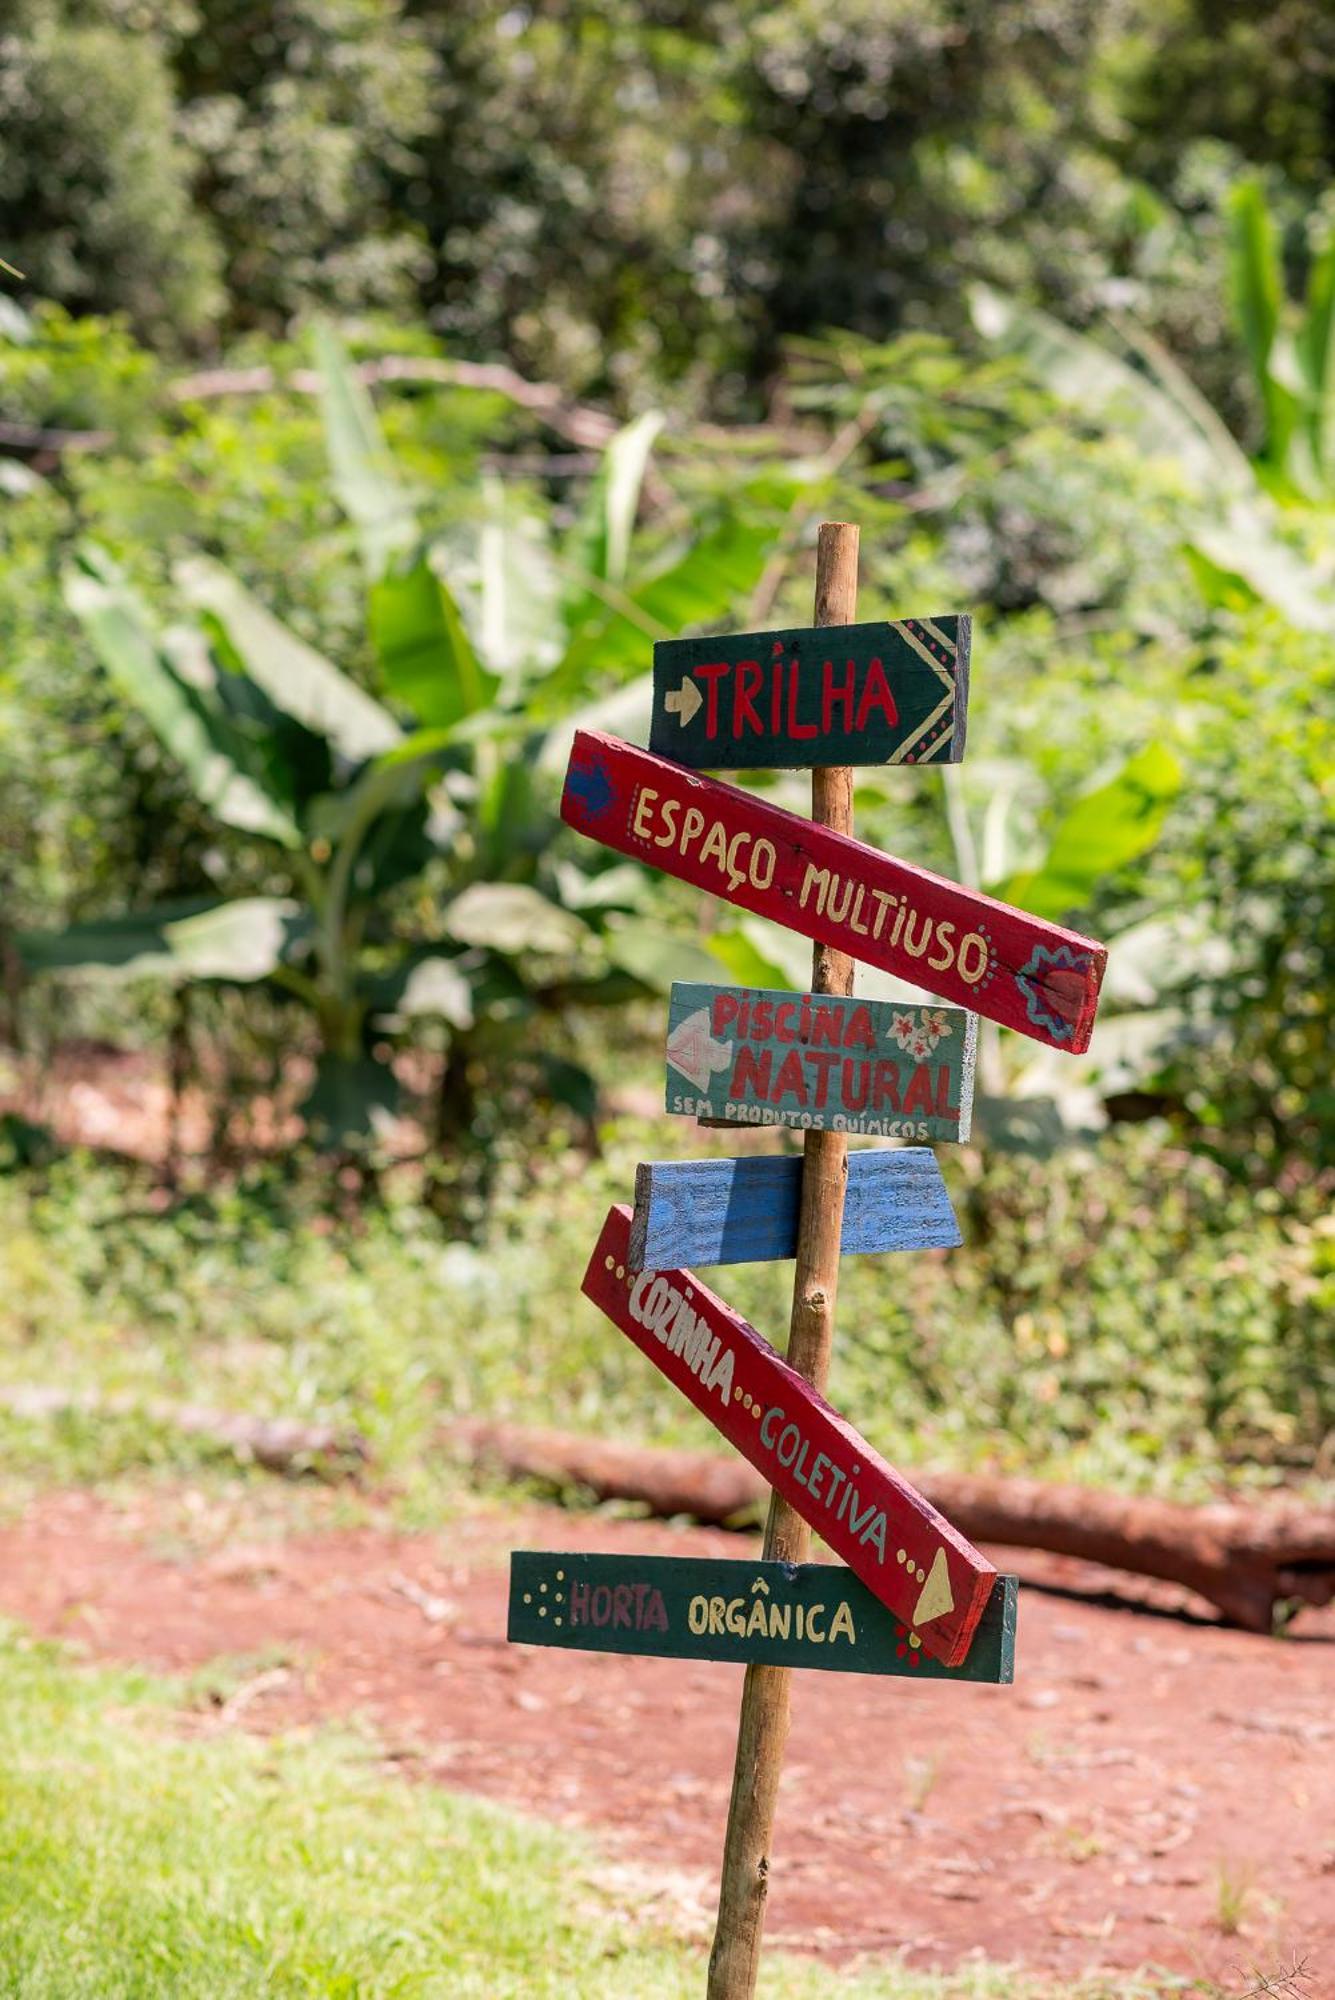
[664,674,703,728]
[665,1006,732,1094]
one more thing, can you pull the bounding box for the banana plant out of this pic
[1225,177,1335,501]
[20,331,775,1148]
[943,743,1191,1150]
[971,278,1335,634]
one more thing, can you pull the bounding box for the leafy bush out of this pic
[0,6,221,344]
[15,331,783,1163]
[0,1123,1328,1496]
[6,0,1333,406]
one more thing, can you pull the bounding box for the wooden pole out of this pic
[706,521,859,1999]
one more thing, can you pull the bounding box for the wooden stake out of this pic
[706,521,859,1999]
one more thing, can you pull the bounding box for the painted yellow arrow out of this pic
[912,1547,955,1627]
[664,674,703,727]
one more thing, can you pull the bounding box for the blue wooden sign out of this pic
[627,1150,960,1271]
[665,983,976,1142]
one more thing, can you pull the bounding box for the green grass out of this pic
[0,1115,1328,1515]
[0,1622,1180,1999]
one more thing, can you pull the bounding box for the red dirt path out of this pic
[0,1489,1330,1991]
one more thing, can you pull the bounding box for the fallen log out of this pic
[6,1384,1329,1629]
[444,1419,1335,1634]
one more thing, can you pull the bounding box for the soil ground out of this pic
[0,1487,1330,1993]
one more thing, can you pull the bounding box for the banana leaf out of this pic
[369,554,500,728]
[178,556,401,761]
[63,547,301,847]
[369,953,475,1030]
[992,745,1182,922]
[1299,229,1335,484]
[971,284,1255,497]
[300,1054,399,1147]
[535,513,776,712]
[563,409,664,610]
[312,321,419,580]
[17,897,306,984]
[442,882,588,958]
[473,480,563,687]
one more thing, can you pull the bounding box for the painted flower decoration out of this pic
[920,1009,951,1049]
[888,1008,953,1055]
[889,1011,919,1052]
[1015,944,1093,1043]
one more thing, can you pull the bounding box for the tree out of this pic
[0,3,220,344]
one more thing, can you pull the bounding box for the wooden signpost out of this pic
[560,729,1106,1051]
[665,982,977,1140]
[650,616,969,768]
[582,1204,996,1667]
[628,1151,960,1269]
[509,1552,1018,1682]
[513,522,1106,1997]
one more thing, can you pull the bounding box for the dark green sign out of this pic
[509,1551,1016,1682]
[649,616,969,770]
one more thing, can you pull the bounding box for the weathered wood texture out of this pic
[509,1551,1017,1682]
[460,1421,1335,1633]
[666,982,977,1141]
[628,1150,960,1270]
[650,616,969,769]
[560,729,1106,1052]
[582,1203,996,1665]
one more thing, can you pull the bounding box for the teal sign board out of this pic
[665,982,976,1142]
[509,1551,1017,1682]
[650,617,969,769]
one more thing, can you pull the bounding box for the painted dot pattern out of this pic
[895,1621,954,1670]
[533,1571,569,1626]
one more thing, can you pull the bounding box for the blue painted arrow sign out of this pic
[564,757,615,819]
[628,1149,960,1271]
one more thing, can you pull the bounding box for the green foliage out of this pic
[172,0,438,330]
[1115,0,1335,194]
[16,897,305,983]
[968,249,1335,1164]
[17,330,776,1152]
[4,0,1332,403]
[0,301,161,435]
[0,6,221,345]
[993,745,1183,924]
[1224,176,1335,496]
[0,1124,1328,1498]
[64,547,304,845]
[1166,612,1335,1171]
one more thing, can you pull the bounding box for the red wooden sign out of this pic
[562,730,1105,1053]
[582,1204,997,1666]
